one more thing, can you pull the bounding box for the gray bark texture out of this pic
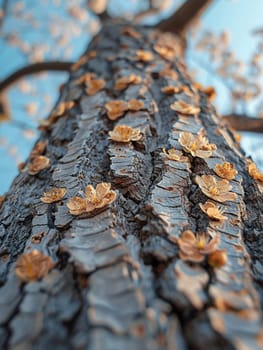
[0,20,263,350]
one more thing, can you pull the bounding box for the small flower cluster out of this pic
[27,155,50,175]
[73,72,105,95]
[154,43,177,60]
[162,85,192,96]
[199,201,227,221]
[85,78,105,95]
[247,161,263,182]
[109,125,141,142]
[193,83,216,101]
[179,132,217,158]
[177,230,227,267]
[135,50,154,62]
[40,188,67,203]
[67,183,117,215]
[15,250,54,282]
[162,148,188,162]
[105,99,144,120]
[196,175,237,203]
[71,51,96,71]
[171,100,200,115]
[39,100,75,129]
[30,140,48,159]
[115,74,142,91]
[160,66,178,80]
[22,140,50,175]
[214,162,238,180]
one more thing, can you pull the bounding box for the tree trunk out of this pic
[0,20,263,350]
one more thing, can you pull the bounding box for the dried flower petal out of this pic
[193,83,216,101]
[28,156,50,175]
[15,250,54,282]
[179,132,216,158]
[199,201,227,221]
[247,162,263,182]
[161,86,181,94]
[95,183,111,201]
[105,100,128,120]
[154,43,177,60]
[135,50,154,62]
[85,183,116,212]
[177,230,220,263]
[160,66,178,80]
[54,101,74,117]
[214,162,238,180]
[67,196,87,215]
[162,148,188,162]
[196,175,237,203]
[30,140,48,159]
[85,79,105,95]
[208,249,227,268]
[71,51,96,71]
[171,100,200,115]
[43,101,75,128]
[67,183,117,215]
[73,72,96,85]
[40,188,67,203]
[109,125,141,142]
[115,74,141,90]
[128,99,144,111]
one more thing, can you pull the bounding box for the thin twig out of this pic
[0,61,73,92]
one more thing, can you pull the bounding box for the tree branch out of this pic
[0,61,73,93]
[157,0,214,34]
[223,114,263,133]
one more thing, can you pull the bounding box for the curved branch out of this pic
[157,0,214,34]
[223,114,263,133]
[0,61,73,93]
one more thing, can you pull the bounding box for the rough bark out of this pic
[0,20,263,350]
